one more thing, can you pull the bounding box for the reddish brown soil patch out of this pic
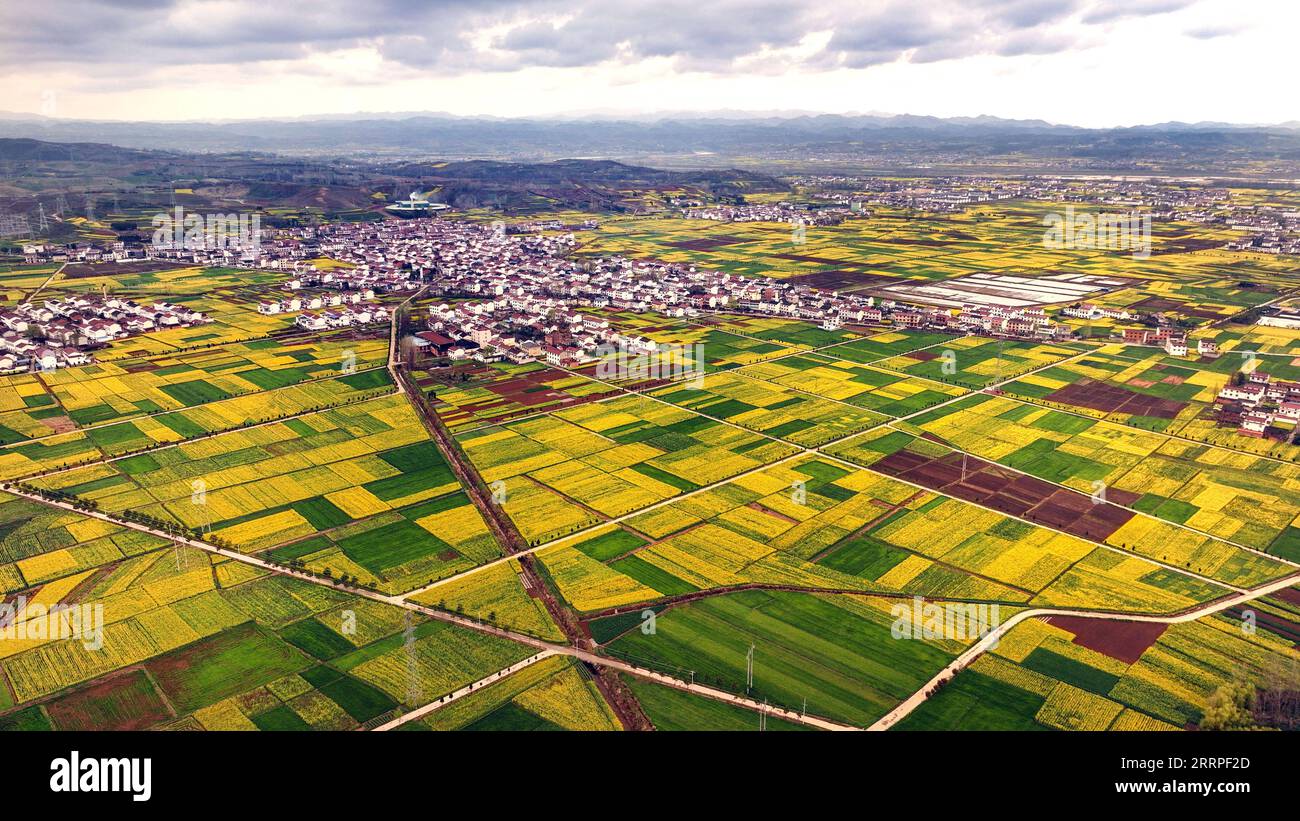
[63,260,177,278]
[1046,378,1186,419]
[1270,588,1300,608]
[670,236,747,251]
[1046,616,1168,664]
[39,415,77,434]
[1131,297,1182,312]
[1105,487,1142,507]
[44,668,173,731]
[872,449,1135,542]
[1224,605,1300,645]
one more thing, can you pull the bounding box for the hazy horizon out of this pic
[2,107,1295,130]
[3,0,1296,128]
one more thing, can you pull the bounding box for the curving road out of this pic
[869,569,1300,730]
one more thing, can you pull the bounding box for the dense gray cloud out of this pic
[0,0,1203,74]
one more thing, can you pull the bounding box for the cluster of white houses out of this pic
[257,289,376,315]
[0,296,209,373]
[1060,302,1134,321]
[682,203,867,224]
[250,217,1084,367]
[421,299,622,366]
[292,303,391,330]
[282,267,418,294]
[1217,371,1300,437]
[260,287,395,330]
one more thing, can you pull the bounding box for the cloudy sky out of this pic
[2,0,1293,126]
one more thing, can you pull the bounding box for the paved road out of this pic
[24,261,66,303]
[2,486,853,730]
[372,650,559,731]
[12,486,1297,732]
[386,284,429,394]
[869,568,1300,731]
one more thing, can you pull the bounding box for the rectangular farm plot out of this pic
[737,353,968,417]
[1108,439,1300,556]
[874,272,1123,309]
[28,396,504,591]
[7,335,388,434]
[607,589,962,727]
[299,492,503,593]
[1015,347,1300,452]
[904,394,1165,493]
[422,360,619,432]
[396,654,619,731]
[0,491,171,589]
[455,394,799,544]
[691,314,861,349]
[875,336,1086,389]
[650,371,887,447]
[635,326,801,371]
[826,329,959,364]
[901,611,1299,731]
[0,370,395,481]
[0,519,528,730]
[1001,348,1231,434]
[541,455,1212,614]
[825,427,1291,589]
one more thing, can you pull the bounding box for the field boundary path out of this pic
[24,261,66,303]
[869,569,1300,730]
[371,650,559,731]
[5,485,1297,732]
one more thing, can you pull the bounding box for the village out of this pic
[0,295,209,373]
[1216,369,1300,440]
[681,202,869,225]
[260,218,1087,368]
[9,195,1287,395]
[9,210,1244,379]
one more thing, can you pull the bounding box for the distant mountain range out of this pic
[1,112,1299,170]
[0,138,787,215]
